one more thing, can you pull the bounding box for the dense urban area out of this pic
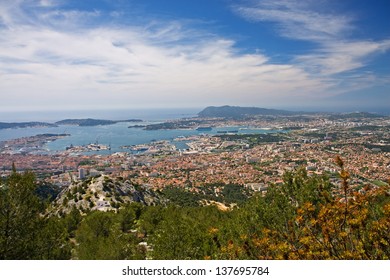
[1,107,390,260]
[1,112,389,192]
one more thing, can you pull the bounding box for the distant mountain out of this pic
[0,118,143,129]
[0,121,56,130]
[55,118,142,126]
[198,105,298,118]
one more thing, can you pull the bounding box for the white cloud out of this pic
[38,9,101,26]
[39,0,58,7]
[1,25,325,108]
[0,0,334,110]
[296,40,390,75]
[234,0,353,42]
[0,0,389,111]
[233,0,390,101]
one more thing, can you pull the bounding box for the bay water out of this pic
[0,109,282,154]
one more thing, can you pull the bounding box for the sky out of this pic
[0,0,389,114]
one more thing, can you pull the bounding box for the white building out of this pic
[78,168,85,179]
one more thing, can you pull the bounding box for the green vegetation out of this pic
[217,133,286,145]
[372,180,388,187]
[78,159,96,166]
[55,118,142,127]
[75,210,144,259]
[144,119,204,130]
[0,170,70,259]
[0,122,56,129]
[162,183,252,207]
[350,125,388,131]
[1,160,389,260]
[364,144,390,152]
[198,105,297,118]
[328,112,383,120]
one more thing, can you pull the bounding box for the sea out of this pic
[0,108,282,155]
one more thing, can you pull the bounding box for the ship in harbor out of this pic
[217,130,239,134]
[196,126,212,131]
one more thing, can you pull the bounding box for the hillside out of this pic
[55,118,142,126]
[329,112,383,120]
[198,105,297,118]
[0,121,56,129]
[1,165,389,260]
[52,175,164,215]
[0,118,143,129]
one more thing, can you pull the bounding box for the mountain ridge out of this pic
[0,121,57,130]
[0,118,143,129]
[197,105,384,119]
[198,105,300,118]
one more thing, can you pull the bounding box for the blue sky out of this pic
[0,0,389,113]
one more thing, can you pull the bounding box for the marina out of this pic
[0,122,284,155]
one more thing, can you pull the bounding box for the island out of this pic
[0,121,57,130]
[0,118,144,129]
[144,119,205,130]
[55,118,143,126]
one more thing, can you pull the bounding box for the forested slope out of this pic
[1,158,389,260]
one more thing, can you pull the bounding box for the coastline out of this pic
[0,122,284,155]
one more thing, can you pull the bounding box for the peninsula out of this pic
[55,118,143,126]
[198,105,299,118]
[0,121,57,130]
[0,118,143,129]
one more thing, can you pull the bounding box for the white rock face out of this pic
[52,175,164,215]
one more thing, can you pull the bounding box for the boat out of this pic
[217,130,238,134]
[196,126,212,131]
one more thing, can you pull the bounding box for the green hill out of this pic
[198,105,298,118]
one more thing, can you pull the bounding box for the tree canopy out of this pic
[0,160,389,260]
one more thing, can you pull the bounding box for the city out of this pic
[1,112,389,194]
[1,0,390,269]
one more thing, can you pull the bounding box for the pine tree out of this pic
[0,170,42,259]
